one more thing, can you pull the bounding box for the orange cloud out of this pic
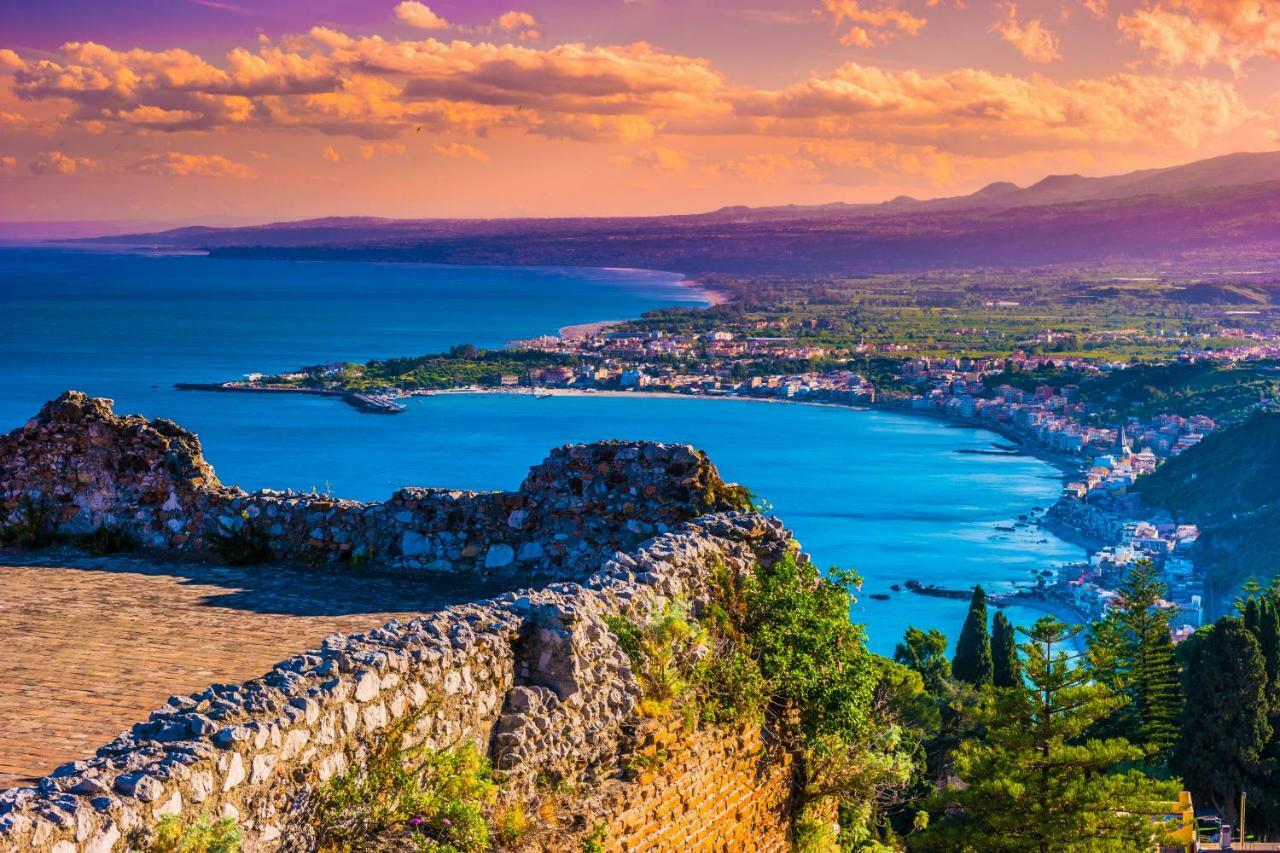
[731,62,1253,155]
[1119,0,1280,73]
[394,2,450,30]
[321,144,341,162]
[0,16,1265,179]
[433,141,489,161]
[634,145,689,170]
[821,0,929,47]
[0,154,15,171]
[30,150,95,175]
[495,11,540,40]
[994,5,1062,63]
[134,151,256,177]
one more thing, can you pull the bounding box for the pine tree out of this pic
[1085,614,1140,742]
[1238,578,1264,614]
[1114,562,1184,765]
[990,610,1019,688]
[1175,618,1272,826]
[952,585,993,688]
[918,617,1181,852]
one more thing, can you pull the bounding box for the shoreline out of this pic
[557,276,729,341]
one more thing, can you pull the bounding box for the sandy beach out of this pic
[557,278,731,340]
[558,319,625,340]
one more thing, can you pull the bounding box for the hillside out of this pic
[1137,411,1280,587]
[1137,410,1280,519]
[1078,361,1280,422]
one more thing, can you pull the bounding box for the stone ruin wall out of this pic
[0,392,746,580]
[0,394,803,851]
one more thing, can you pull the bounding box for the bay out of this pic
[0,247,1083,655]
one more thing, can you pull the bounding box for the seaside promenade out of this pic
[0,553,509,788]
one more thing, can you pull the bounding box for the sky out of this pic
[0,0,1277,222]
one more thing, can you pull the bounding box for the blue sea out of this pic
[0,246,1083,655]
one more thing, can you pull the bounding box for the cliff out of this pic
[0,394,801,852]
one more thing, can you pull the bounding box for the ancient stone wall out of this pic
[0,516,796,851]
[0,392,748,579]
[0,394,802,851]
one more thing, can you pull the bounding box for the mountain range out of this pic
[79,151,1280,275]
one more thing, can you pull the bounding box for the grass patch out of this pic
[309,710,516,852]
[132,814,241,853]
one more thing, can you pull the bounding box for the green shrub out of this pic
[691,646,767,725]
[203,513,273,566]
[309,711,500,852]
[793,814,837,853]
[141,814,241,853]
[602,614,644,664]
[493,802,526,847]
[602,604,707,717]
[77,524,140,555]
[0,496,61,548]
[743,556,877,745]
[581,824,607,853]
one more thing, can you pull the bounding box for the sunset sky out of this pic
[1,0,1278,223]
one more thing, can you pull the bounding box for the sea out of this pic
[0,245,1084,655]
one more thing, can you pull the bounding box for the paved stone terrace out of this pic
[0,551,511,788]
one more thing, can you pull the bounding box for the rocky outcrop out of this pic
[0,392,751,579]
[0,394,799,851]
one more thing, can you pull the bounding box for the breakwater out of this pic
[0,393,800,851]
[173,384,404,415]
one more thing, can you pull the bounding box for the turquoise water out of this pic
[0,247,1083,655]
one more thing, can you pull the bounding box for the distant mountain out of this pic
[75,152,1280,275]
[720,151,1280,217]
[0,215,262,241]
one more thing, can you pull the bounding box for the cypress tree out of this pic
[1255,601,1280,837]
[990,611,1019,688]
[919,617,1181,851]
[1175,618,1272,826]
[1246,596,1262,637]
[952,585,993,688]
[1260,601,1280,685]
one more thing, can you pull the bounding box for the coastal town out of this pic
[192,316,1280,636]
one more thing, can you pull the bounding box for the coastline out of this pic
[685,278,732,307]
[557,275,730,340]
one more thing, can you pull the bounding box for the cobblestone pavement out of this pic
[0,550,513,788]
